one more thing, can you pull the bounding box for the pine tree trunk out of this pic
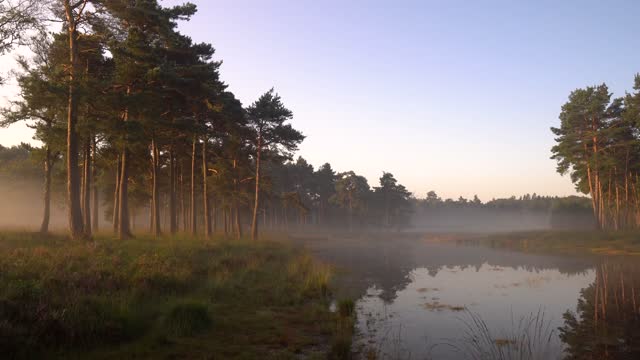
[202,136,211,238]
[180,162,186,232]
[251,136,261,240]
[223,201,229,238]
[81,147,86,218]
[83,137,92,236]
[190,135,197,236]
[118,144,131,239]
[64,2,84,239]
[118,87,132,239]
[212,199,217,233]
[169,144,177,234]
[113,154,120,232]
[92,136,99,232]
[40,146,52,234]
[148,199,153,233]
[232,157,241,240]
[234,201,242,240]
[151,136,161,237]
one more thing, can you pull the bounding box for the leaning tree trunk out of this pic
[190,135,197,236]
[251,137,262,241]
[202,136,211,238]
[112,154,120,232]
[64,3,84,239]
[40,146,52,233]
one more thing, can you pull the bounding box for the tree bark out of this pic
[251,135,261,240]
[202,136,211,238]
[190,135,197,236]
[92,136,99,232]
[151,136,160,237]
[223,200,229,238]
[64,1,84,240]
[179,162,186,232]
[169,143,177,234]
[233,201,242,240]
[233,157,241,240]
[82,137,92,236]
[40,146,52,234]
[212,198,217,233]
[117,87,132,239]
[113,154,120,232]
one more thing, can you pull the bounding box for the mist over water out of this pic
[411,208,595,233]
[411,209,553,233]
[300,235,640,360]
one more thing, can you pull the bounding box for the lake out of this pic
[300,235,640,359]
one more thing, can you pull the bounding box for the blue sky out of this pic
[1,0,639,200]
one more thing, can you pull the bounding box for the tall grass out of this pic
[0,231,347,359]
[454,309,561,360]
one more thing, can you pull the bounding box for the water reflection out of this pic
[560,261,640,359]
[300,237,640,359]
[355,263,593,359]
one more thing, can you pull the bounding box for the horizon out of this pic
[2,0,640,200]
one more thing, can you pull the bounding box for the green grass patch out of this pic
[0,231,352,359]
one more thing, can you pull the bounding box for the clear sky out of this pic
[1,0,639,200]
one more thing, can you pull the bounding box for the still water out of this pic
[343,241,640,360]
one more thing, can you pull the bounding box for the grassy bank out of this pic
[0,232,354,359]
[475,230,640,256]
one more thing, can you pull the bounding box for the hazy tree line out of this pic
[415,191,595,230]
[0,141,416,235]
[417,191,591,212]
[1,138,597,233]
[552,75,640,230]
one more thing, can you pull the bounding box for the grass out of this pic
[474,230,640,256]
[455,309,561,360]
[0,231,355,359]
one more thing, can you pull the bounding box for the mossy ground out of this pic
[0,231,354,359]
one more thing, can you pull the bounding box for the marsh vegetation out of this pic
[0,231,353,359]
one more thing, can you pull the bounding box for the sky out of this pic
[1,0,639,201]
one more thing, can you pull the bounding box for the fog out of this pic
[410,207,595,233]
[0,179,67,230]
[0,178,595,233]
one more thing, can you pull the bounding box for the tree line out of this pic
[0,142,416,235]
[418,191,591,212]
[0,0,417,238]
[0,1,295,240]
[552,75,640,230]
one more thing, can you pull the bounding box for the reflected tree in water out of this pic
[560,261,640,359]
